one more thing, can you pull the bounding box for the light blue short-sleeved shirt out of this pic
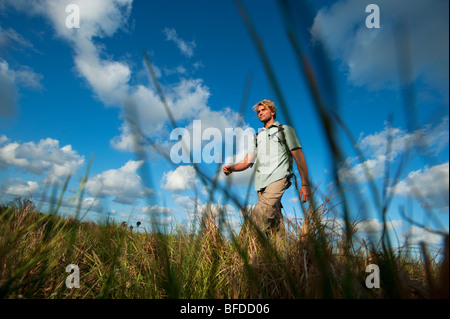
[247,121,301,191]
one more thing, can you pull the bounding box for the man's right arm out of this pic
[223,153,255,175]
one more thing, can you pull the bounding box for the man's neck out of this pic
[263,118,275,129]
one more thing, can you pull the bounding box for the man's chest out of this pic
[256,128,284,155]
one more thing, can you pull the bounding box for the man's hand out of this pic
[300,185,310,203]
[223,154,254,176]
[223,165,233,176]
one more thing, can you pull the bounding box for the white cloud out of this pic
[153,215,173,226]
[339,156,386,184]
[110,122,147,153]
[142,204,172,215]
[221,203,238,216]
[173,195,197,211]
[217,161,254,189]
[0,135,7,144]
[0,21,42,118]
[168,78,210,120]
[1,0,133,112]
[338,116,449,184]
[2,0,249,161]
[1,178,39,197]
[74,51,131,106]
[390,162,449,211]
[163,27,196,58]
[359,117,449,158]
[0,61,19,117]
[5,0,134,108]
[79,197,103,212]
[357,218,403,235]
[311,0,449,95]
[110,78,214,152]
[163,65,187,76]
[111,78,253,161]
[161,165,198,192]
[29,0,133,42]
[0,25,35,54]
[352,219,445,246]
[13,66,43,90]
[131,205,174,227]
[0,59,43,116]
[0,135,85,184]
[85,160,153,204]
[56,196,103,213]
[402,225,446,246]
[136,77,210,126]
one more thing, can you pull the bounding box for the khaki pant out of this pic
[251,177,289,247]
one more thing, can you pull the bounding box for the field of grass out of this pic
[0,198,447,299]
[1,0,448,301]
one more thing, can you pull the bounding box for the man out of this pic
[223,99,310,239]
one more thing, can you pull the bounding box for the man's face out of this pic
[256,105,274,123]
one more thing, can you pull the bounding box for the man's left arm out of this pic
[291,148,310,203]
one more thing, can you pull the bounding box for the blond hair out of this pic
[252,99,277,119]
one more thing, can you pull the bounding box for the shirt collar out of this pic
[261,121,280,131]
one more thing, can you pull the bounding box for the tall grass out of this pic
[1,0,448,300]
[0,195,447,299]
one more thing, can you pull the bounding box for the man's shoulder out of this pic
[281,124,301,149]
[278,124,297,134]
[278,123,293,128]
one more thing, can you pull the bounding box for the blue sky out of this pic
[0,0,448,248]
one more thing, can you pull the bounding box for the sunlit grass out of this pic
[1,0,448,300]
[0,197,447,299]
